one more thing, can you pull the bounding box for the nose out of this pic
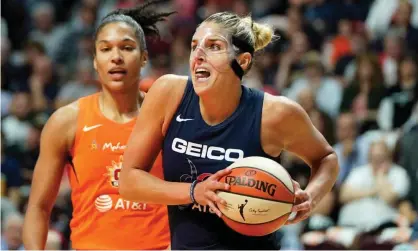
[111,49,124,64]
[192,46,206,63]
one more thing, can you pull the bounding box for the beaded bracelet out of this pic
[190,180,199,204]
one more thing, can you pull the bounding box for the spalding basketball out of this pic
[216,156,295,236]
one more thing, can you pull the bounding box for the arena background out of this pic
[1,0,418,249]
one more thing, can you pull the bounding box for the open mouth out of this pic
[195,67,211,81]
[108,68,127,80]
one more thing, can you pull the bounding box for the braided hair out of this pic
[94,0,176,53]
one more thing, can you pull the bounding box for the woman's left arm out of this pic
[265,96,339,224]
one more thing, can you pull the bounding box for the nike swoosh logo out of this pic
[176,115,194,122]
[83,124,103,132]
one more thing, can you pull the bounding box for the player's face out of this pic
[94,22,147,92]
[189,22,235,95]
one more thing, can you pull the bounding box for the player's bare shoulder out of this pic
[42,100,79,151]
[261,94,307,156]
[150,74,188,100]
[147,74,189,133]
[262,94,303,128]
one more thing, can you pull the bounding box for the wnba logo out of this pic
[95,195,113,212]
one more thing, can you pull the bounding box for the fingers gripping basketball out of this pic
[193,168,232,217]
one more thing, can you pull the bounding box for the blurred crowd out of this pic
[1,0,418,250]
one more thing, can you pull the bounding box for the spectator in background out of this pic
[139,54,171,92]
[45,230,63,250]
[332,30,369,87]
[340,53,386,133]
[170,35,191,76]
[19,125,42,186]
[1,197,20,223]
[378,56,418,131]
[397,104,418,224]
[1,36,25,94]
[28,2,67,62]
[28,55,60,112]
[2,92,33,152]
[1,132,22,207]
[328,19,354,68]
[336,141,410,248]
[1,36,13,117]
[285,51,342,118]
[67,1,97,33]
[366,0,418,40]
[249,43,280,92]
[300,189,338,249]
[296,87,335,144]
[303,0,341,35]
[1,87,13,118]
[56,1,97,78]
[55,59,99,109]
[1,17,8,37]
[388,0,418,54]
[1,213,24,250]
[275,31,310,91]
[333,112,368,186]
[284,6,323,51]
[379,30,405,88]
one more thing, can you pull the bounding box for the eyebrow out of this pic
[97,38,136,44]
[191,38,226,43]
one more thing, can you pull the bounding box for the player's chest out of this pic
[77,124,132,154]
[71,129,132,186]
[163,135,250,182]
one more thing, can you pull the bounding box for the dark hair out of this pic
[353,53,384,88]
[94,0,176,53]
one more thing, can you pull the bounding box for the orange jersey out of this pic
[67,93,170,250]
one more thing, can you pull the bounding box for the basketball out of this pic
[216,156,295,236]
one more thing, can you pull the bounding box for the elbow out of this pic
[322,150,339,181]
[328,152,340,182]
[118,166,148,202]
[315,151,340,184]
[118,169,133,200]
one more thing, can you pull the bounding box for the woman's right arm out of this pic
[120,75,192,204]
[120,75,230,212]
[23,103,77,250]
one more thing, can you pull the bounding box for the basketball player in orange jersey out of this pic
[22,1,174,249]
[119,12,339,249]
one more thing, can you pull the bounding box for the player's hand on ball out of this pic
[193,168,232,217]
[286,179,312,225]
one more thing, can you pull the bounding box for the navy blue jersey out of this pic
[162,78,280,249]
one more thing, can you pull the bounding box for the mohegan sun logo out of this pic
[105,155,123,187]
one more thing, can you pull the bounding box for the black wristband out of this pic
[190,180,198,204]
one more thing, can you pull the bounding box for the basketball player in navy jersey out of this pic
[120,12,339,249]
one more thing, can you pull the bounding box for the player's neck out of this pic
[100,89,141,123]
[199,82,242,126]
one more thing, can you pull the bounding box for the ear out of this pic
[93,57,97,71]
[141,51,148,67]
[237,52,252,72]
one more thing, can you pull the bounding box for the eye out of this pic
[123,46,134,51]
[100,47,111,52]
[210,44,221,50]
[191,45,197,51]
